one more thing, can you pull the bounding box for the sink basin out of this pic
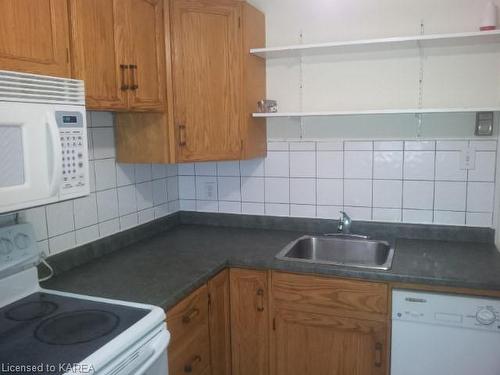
[276,235,394,270]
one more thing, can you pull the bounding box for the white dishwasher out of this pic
[391,289,500,375]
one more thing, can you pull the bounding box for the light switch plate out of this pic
[460,148,476,170]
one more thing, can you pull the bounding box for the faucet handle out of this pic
[340,211,351,222]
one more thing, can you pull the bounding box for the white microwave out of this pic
[0,70,90,214]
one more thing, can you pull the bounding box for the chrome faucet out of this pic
[337,211,352,234]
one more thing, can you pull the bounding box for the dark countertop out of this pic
[42,223,500,310]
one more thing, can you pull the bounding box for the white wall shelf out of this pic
[250,30,500,58]
[252,107,500,118]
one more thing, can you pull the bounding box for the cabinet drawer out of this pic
[169,327,211,375]
[167,284,209,355]
[272,272,388,317]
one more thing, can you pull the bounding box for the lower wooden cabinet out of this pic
[166,270,232,375]
[208,270,232,375]
[272,308,387,375]
[230,268,270,375]
[270,272,389,375]
[167,269,390,375]
[167,284,211,375]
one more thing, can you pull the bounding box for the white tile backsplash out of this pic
[136,182,154,210]
[317,151,343,178]
[73,193,98,229]
[467,182,495,212]
[290,178,316,205]
[403,181,434,210]
[290,151,316,178]
[218,177,241,201]
[242,177,265,202]
[16,119,498,258]
[373,180,402,208]
[344,179,372,207]
[46,201,75,237]
[265,178,290,203]
[404,151,435,180]
[265,151,289,177]
[217,161,240,176]
[468,152,496,182]
[373,151,403,180]
[316,179,343,206]
[91,128,115,159]
[96,189,119,221]
[240,159,265,177]
[344,151,373,179]
[435,151,467,181]
[434,181,466,211]
[94,158,117,191]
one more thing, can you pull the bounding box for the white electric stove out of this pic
[0,223,170,375]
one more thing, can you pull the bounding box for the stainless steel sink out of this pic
[276,235,394,270]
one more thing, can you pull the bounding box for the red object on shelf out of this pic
[480,26,497,31]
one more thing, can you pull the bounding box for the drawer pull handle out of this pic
[120,64,129,90]
[184,355,201,373]
[374,342,383,367]
[179,124,187,146]
[256,288,265,312]
[129,64,138,90]
[182,308,200,324]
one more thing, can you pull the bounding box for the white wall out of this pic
[248,0,500,139]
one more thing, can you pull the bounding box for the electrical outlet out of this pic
[460,148,476,170]
[203,181,217,200]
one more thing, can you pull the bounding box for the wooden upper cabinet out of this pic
[126,0,166,111]
[115,0,266,163]
[0,0,70,77]
[69,0,128,109]
[230,268,269,375]
[69,0,165,111]
[171,0,242,161]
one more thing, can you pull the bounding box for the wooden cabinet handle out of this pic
[256,288,265,312]
[129,64,138,90]
[374,342,383,367]
[182,307,199,324]
[178,124,187,146]
[120,64,129,90]
[184,355,201,373]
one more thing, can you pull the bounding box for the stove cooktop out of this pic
[0,292,150,375]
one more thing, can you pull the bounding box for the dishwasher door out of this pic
[391,290,500,375]
[391,320,500,375]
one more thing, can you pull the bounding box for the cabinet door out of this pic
[0,0,70,77]
[126,0,166,111]
[230,269,269,375]
[69,0,128,110]
[272,308,387,375]
[167,284,211,375]
[208,270,232,375]
[171,0,242,162]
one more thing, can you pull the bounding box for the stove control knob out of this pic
[476,308,496,325]
[14,233,29,249]
[0,238,14,255]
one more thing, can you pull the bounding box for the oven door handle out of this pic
[115,329,170,375]
[46,112,63,196]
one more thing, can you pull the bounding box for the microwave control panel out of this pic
[56,111,89,197]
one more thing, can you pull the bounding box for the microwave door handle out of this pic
[46,113,62,196]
